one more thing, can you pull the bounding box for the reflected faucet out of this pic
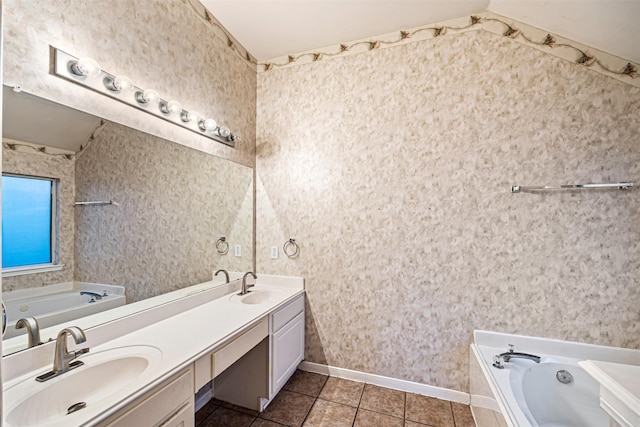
[80,291,104,301]
[16,317,42,348]
[215,269,230,284]
[36,326,90,382]
[492,344,541,369]
[240,271,257,295]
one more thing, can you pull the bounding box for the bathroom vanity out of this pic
[2,274,305,427]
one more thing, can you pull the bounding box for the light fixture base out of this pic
[52,47,236,148]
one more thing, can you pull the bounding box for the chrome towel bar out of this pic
[74,200,120,206]
[511,182,634,193]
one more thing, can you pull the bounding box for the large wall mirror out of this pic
[2,85,254,356]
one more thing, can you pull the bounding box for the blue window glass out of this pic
[2,175,54,268]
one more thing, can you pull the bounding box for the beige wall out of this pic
[2,0,256,167]
[256,30,640,392]
[75,122,253,303]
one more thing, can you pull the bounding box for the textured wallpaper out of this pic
[2,0,256,167]
[75,122,253,303]
[256,30,640,392]
[2,147,75,290]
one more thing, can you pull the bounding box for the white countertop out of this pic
[2,274,304,427]
[580,360,640,427]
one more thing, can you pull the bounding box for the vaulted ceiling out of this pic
[201,0,640,63]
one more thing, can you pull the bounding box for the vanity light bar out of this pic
[51,47,237,148]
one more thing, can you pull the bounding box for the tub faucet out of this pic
[492,344,541,369]
[36,326,90,382]
[215,269,230,283]
[240,271,257,295]
[16,317,42,348]
[80,291,103,300]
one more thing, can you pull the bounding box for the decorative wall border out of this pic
[258,12,639,88]
[187,0,639,88]
[185,0,258,69]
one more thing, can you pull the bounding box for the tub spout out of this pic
[492,345,541,369]
[80,291,103,300]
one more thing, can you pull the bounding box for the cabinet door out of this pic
[158,402,194,427]
[272,311,304,395]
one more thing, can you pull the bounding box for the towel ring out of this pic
[216,237,229,255]
[283,238,300,258]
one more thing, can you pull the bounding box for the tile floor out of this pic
[196,370,476,427]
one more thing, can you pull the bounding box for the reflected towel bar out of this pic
[511,182,634,193]
[74,200,120,206]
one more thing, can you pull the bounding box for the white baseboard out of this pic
[470,394,501,412]
[298,361,470,405]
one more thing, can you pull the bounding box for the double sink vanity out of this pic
[2,274,305,426]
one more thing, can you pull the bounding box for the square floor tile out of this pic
[284,370,329,397]
[354,408,404,427]
[318,377,365,407]
[221,401,260,417]
[259,390,315,427]
[302,399,357,427]
[451,402,475,427]
[405,393,454,427]
[199,406,256,427]
[251,419,287,427]
[196,399,220,425]
[359,384,405,418]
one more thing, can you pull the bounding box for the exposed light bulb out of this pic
[181,110,201,123]
[216,126,231,138]
[70,57,101,78]
[104,75,134,93]
[135,89,159,105]
[160,100,182,115]
[199,118,217,132]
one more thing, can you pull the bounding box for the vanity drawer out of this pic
[212,317,268,377]
[271,294,304,333]
[98,366,193,427]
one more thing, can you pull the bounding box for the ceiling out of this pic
[3,86,101,152]
[201,0,640,63]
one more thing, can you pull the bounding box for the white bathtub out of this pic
[3,282,125,340]
[471,331,640,427]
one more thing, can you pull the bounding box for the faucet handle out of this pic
[74,347,90,358]
[508,344,516,353]
[492,355,504,369]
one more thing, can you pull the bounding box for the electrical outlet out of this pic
[271,246,279,259]
[234,245,241,257]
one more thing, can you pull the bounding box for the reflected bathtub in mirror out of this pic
[1,86,254,355]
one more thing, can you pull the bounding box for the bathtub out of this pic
[3,282,125,340]
[470,331,640,427]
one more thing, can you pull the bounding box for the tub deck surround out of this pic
[2,274,304,426]
[580,360,640,427]
[2,282,126,345]
[471,330,640,427]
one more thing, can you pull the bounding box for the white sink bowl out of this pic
[4,345,162,427]
[230,289,285,305]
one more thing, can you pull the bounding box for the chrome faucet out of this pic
[492,344,541,369]
[215,269,230,284]
[80,290,104,300]
[16,317,42,348]
[36,326,90,382]
[240,271,257,295]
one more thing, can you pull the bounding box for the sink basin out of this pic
[4,345,162,427]
[230,289,285,305]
